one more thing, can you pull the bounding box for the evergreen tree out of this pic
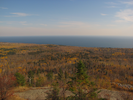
[76,60,88,82]
[58,68,63,80]
[15,72,25,86]
[46,71,53,81]
[67,60,96,100]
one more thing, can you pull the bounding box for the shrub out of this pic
[14,72,25,86]
[46,71,53,81]
[47,82,60,100]
[0,74,16,100]
[36,76,44,87]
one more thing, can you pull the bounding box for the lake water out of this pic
[0,36,133,48]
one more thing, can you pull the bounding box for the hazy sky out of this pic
[0,0,133,36]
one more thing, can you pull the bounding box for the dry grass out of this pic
[6,95,27,100]
[13,86,30,92]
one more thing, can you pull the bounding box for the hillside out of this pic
[0,42,133,100]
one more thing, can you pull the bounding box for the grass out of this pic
[13,86,30,92]
[7,95,27,100]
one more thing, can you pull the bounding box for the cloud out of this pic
[115,20,126,23]
[106,6,117,8]
[115,9,133,22]
[122,1,133,5]
[105,2,119,8]
[0,21,46,26]
[58,21,90,28]
[0,21,26,25]
[0,7,8,9]
[11,13,30,17]
[5,13,31,17]
[19,21,28,25]
[0,21,18,24]
[19,21,34,26]
[105,2,117,5]
[101,13,107,16]
[107,24,116,27]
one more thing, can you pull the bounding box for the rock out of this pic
[112,82,133,89]
[14,87,133,100]
[14,87,52,100]
[96,89,133,100]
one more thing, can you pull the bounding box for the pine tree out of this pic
[67,60,96,100]
[76,60,88,82]
[46,71,53,81]
[58,68,63,80]
[15,72,25,86]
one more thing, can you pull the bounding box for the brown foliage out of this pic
[1,43,133,92]
[0,74,16,100]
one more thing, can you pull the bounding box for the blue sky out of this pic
[0,0,133,36]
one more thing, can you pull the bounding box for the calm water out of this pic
[0,36,133,48]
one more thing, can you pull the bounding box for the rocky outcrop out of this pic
[112,82,133,89]
[96,89,133,100]
[14,87,133,100]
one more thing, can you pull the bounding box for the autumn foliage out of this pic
[0,74,16,100]
[0,42,133,99]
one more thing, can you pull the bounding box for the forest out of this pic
[0,42,133,100]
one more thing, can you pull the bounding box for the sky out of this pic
[0,0,133,36]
